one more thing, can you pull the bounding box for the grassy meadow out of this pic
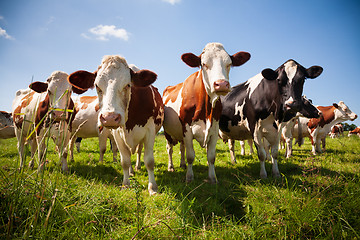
[0,133,359,239]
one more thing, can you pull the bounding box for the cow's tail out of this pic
[297,117,303,147]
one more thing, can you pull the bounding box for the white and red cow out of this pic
[12,71,75,171]
[69,96,118,163]
[295,101,357,154]
[281,96,321,158]
[0,111,15,139]
[68,55,164,195]
[348,126,360,137]
[163,42,250,183]
[219,60,323,178]
[329,123,344,138]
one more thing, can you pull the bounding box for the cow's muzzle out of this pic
[214,80,230,95]
[51,111,67,121]
[285,100,301,113]
[100,112,121,129]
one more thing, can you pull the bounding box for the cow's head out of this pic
[333,101,357,122]
[29,71,72,121]
[261,59,323,114]
[181,42,250,104]
[299,96,321,119]
[68,55,157,129]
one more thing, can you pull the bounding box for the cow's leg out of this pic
[166,141,175,172]
[114,134,131,188]
[15,129,27,170]
[229,139,237,163]
[253,132,267,179]
[75,137,82,153]
[263,138,271,161]
[321,137,326,152]
[28,138,37,168]
[285,136,293,158]
[310,129,318,155]
[54,124,70,172]
[68,135,76,162]
[206,134,218,184]
[248,139,254,154]
[98,132,108,163]
[135,143,143,171]
[109,135,118,162]
[36,130,47,172]
[184,136,195,183]
[179,141,186,169]
[143,133,158,195]
[265,133,281,178]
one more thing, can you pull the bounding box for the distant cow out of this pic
[329,124,343,138]
[68,55,164,195]
[348,126,360,137]
[293,101,357,154]
[281,96,321,158]
[163,42,250,183]
[12,71,75,171]
[0,111,15,139]
[69,95,118,163]
[219,60,323,178]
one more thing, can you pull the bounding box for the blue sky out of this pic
[1,0,360,126]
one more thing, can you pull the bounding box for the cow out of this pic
[12,71,75,171]
[293,101,357,154]
[219,60,323,178]
[69,95,118,163]
[348,126,360,137]
[163,42,251,183]
[224,95,320,162]
[281,96,321,158]
[0,111,15,139]
[67,55,164,195]
[329,123,343,138]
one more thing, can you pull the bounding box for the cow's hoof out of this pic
[168,166,175,172]
[148,183,158,196]
[180,163,187,169]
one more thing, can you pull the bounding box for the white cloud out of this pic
[162,0,181,5]
[0,27,14,40]
[83,25,129,41]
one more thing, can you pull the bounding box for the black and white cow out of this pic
[219,59,323,178]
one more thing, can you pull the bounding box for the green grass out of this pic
[1,133,359,239]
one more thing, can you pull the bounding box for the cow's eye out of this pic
[202,63,208,70]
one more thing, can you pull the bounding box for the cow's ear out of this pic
[68,70,95,94]
[181,53,201,68]
[29,81,48,93]
[231,51,251,67]
[306,66,323,79]
[131,69,157,87]
[333,103,339,108]
[261,68,278,81]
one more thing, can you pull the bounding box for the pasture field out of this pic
[1,133,360,239]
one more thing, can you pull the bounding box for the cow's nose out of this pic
[100,112,121,128]
[214,80,230,95]
[52,111,66,121]
[285,100,301,112]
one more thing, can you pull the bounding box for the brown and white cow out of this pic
[293,101,357,155]
[69,95,118,163]
[329,124,344,138]
[0,111,15,139]
[163,42,250,183]
[12,71,75,171]
[68,55,164,195]
[348,126,360,137]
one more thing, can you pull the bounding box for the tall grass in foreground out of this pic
[1,134,359,239]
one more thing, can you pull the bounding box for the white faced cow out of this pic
[296,101,357,154]
[12,71,75,171]
[0,111,15,139]
[219,60,323,178]
[68,55,164,195]
[348,126,360,137]
[69,95,118,163]
[163,42,250,183]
